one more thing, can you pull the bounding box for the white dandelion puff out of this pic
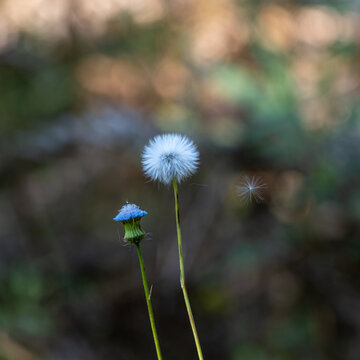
[237,176,267,203]
[142,133,199,184]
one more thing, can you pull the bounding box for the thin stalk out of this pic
[135,243,163,360]
[172,179,204,360]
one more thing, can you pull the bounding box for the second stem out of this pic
[172,178,204,360]
[135,243,163,360]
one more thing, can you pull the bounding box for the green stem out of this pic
[172,179,204,360]
[135,243,163,360]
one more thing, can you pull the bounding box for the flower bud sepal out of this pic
[123,219,146,245]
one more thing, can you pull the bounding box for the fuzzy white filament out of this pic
[142,134,199,184]
[237,176,266,203]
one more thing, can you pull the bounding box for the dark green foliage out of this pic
[0,1,359,359]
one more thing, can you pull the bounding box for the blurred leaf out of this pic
[233,345,268,360]
[0,267,52,335]
[210,65,261,107]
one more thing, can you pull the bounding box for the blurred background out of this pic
[0,0,359,359]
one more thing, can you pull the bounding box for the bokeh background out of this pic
[0,0,359,359]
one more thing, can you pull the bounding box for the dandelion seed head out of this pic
[113,203,147,222]
[237,176,266,203]
[142,133,199,184]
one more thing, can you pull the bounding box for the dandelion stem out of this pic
[172,178,204,360]
[135,243,163,360]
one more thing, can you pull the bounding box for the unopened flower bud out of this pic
[113,203,147,244]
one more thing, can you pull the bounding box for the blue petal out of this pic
[113,204,148,221]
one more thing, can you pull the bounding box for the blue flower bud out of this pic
[113,203,148,244]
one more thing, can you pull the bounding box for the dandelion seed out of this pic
[142,133,199,184]
[237,176,266,203]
